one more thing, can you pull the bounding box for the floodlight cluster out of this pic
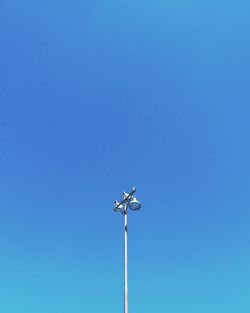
[113,186,141,213]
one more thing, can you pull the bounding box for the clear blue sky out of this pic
[1,0,250,312]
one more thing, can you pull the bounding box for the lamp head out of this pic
[123,191,130,199]
[113,200,125,212]
[129,197,141,211]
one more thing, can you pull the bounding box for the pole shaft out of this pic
[124,210,128,313]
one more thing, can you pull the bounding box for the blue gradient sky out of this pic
[1,0,250,312]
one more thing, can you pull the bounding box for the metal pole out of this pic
[124,208,128,313]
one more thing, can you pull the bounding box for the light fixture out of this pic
[129,197,141,211]
[113,200,125,212]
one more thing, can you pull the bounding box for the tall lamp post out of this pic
[113,186,141,313]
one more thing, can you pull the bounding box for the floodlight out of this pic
[129,197,141,211]
[113,200,125,212]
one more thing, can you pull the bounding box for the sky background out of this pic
[1,0,250,312]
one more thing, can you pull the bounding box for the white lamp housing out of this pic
[129,197,141,211]
[114,200,125,212]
